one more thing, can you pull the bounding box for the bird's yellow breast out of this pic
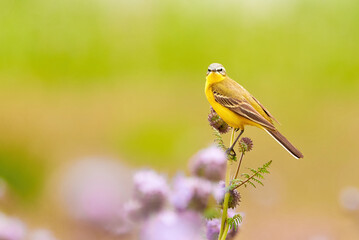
[205,83,256,130]
[205,73,263,130]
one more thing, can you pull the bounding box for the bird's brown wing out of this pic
[213,90,276,130]
[251,95,280,124]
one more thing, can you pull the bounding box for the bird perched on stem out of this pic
[205,63,303,159]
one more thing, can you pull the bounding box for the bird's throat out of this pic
[206,72,225,85]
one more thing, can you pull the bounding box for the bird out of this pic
[205,63,303,159]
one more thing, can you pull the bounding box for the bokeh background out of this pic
[1,0,359,239]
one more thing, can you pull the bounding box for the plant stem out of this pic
[218,128,235,240]
[220,222,230,240]
[233,152,244,180]
[233,169,260,190]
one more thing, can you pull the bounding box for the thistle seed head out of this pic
[239,137,253,153]
[208,107,230,134]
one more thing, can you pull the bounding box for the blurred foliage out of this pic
[0,1,359,238]
[0,144,45,201]
[0,0,357,91]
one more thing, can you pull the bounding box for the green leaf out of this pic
[227,214,243,231]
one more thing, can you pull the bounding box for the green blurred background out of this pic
[1,0,359,239]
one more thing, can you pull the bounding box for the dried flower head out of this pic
[239,137,253,153]
[190,146,226,182]
[208,107,230,134]
[228,189,241,209]
[134,170,169,215]
[171,175,212,212]
[213,181,241,209]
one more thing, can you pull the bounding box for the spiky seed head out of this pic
[228,189,241,209]
[239,137,253,153]
[208,107,230,134]
[214,181,241,209]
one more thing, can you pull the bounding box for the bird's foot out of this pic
[225,148,236,157]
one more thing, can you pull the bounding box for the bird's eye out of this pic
[217,67,226,75]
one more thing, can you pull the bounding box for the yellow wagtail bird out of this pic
[205,63,303,159]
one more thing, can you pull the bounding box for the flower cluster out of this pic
[115,146,243,240]
[190,146,227,182]
[133,170,169,215]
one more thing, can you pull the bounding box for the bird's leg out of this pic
[225,129,244,157]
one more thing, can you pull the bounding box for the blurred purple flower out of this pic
[206,209,243,240]
[206,218,220,240]
[0,213,26,240]
[171,174,212,212]
[123,200,144,221]
[133,170,169,215]
[339,186,359,211]
[140,210,204,240]
[213,181,226,204]
[190,146,226,182]
[29,229,57,240]
[60,157,133,225]
[227,209,244,239]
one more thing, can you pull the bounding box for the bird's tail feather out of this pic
[265,129,303,159]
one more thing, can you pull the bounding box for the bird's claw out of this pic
[225,148,236,157]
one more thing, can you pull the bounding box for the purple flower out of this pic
[133,170,169,214]
[60,157,133,225]
[205,210,243,240]
[0,213,26,240]
[206,218,220,240]
[140,210,204,240]
[123,200,144,221]
[213,181,226,204]
[171,175,212,212]
[190,146,227,182]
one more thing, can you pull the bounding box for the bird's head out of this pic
[206,63,227,84]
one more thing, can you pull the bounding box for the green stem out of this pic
[220,222,230,240]
[218,128,235,240]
